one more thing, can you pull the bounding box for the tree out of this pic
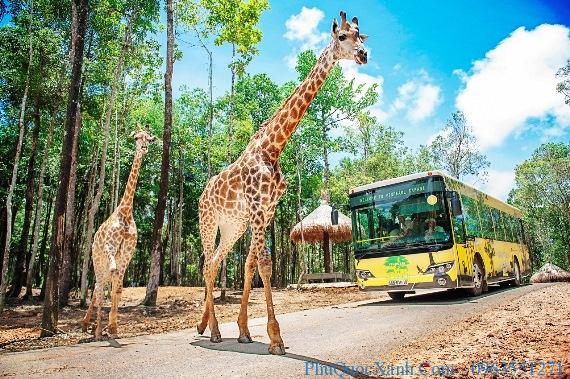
[0,0,34,311]
[295,50,379,194]
[200,0,268,299]
[510,143,570,271]
[144,0,174,306]
[429,110,489,180]
[80,4,137,307]
[556,59,570,105]
[40,0,88,336]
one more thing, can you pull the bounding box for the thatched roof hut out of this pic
[290,199,352,243]
[290,198,352,274]
[530,263,570,283]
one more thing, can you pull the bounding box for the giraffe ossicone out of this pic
[82,126,157,340]
[197,10,370,355]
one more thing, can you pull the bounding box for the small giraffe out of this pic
[197,11,369,355]
[82,128,156,340]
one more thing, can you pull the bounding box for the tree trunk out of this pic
[25,91,62,299]
[323,232,332,273]
[144,0,173,305]
[0,0,35,311]
[9,67,43,298]
[40,0,88,336]
[59,106,81,306]
[38,191,55,298]
[79,14,133,306]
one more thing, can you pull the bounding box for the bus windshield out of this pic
[350,176,452,256]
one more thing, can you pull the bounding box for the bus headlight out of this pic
[425,262,454,275]
[356,269,375,279]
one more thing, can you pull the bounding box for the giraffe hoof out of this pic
[237,335,253,343]
[210,334,222,343]
[268,343,286,355]
[196,324,206,335]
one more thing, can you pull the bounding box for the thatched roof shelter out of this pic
[530,263,570,283]
[290,199,352,243]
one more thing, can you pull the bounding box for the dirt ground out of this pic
[371,283,570,378]
[0,285,383,353]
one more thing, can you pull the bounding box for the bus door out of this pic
[447,191,475,287]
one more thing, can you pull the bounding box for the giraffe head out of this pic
[130,126,157,154]
[331,11,368,64]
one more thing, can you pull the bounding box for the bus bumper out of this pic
[358,274,457,291]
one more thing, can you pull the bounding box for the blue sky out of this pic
[3,1,569,200]
[172,0,570,200]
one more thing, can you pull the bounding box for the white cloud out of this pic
[455,24,570,149]
[480,170,516,200]
[390,70,442,123]
[284,7,329,51]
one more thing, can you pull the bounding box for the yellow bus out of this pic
[349,171,530,300]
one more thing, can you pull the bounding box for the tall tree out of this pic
[556,59,570,105]
[295,50,378,194]
[0,0,34,311]
[8,51,44,298]
[80,8,135,306]
[429,110,490,180]
[200,0,268,299]
[510,143,570,270]
[40,0,88,335]
[144,0,174,305]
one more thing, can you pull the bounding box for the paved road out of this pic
[0,284,549,379]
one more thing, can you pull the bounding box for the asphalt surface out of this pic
[0,284,549,379]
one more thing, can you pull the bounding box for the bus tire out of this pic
[468,255,485,297]
[511,259,521,287]
[388,292,405,301]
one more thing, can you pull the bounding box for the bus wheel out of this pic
[512,259,521,287]
[468,256,485,297]
[388,292,405,301]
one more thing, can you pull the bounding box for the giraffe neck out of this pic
[118,149,143,214]
[259,42,338,161]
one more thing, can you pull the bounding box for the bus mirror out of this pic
[450,196,462,216]
[331,206,339,225]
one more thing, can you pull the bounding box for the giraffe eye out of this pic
[338,34,347,41]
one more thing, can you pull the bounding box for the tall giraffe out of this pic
[82,128,156,340]
[197,11,369,355]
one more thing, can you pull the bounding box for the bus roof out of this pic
[349,170,523,217]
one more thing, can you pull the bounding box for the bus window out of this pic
[504,214,516,243]
[354,208,372,247]
[461,195,481,238]
[492,210,507,241]
[513,217,524,244]
[480,204,496,240]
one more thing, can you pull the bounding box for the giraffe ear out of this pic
[149,136,157,143]
[359,34,368,42]
[331,18,338,36]
[130,130,137,138]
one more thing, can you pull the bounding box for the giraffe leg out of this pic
[108,272,123,339]
[197,209,217,336]
[202,220,247,343]
[94,282,104,340]
[82,289,96,333]
[237,248,258,343]
[258,247,285,355]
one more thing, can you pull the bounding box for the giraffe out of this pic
[197,11,369,355]
[82,128,156,340]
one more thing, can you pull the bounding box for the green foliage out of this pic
[509,143,570,271]
[428,110,490,180]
